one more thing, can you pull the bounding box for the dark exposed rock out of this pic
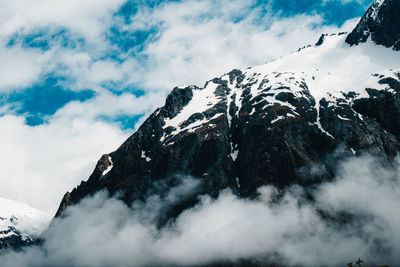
[0,228,33,252]
[315,34,326,46]
[353,86,400,140]
[346,0,400,49]
[54,192,71,218]
[163,86,194,118]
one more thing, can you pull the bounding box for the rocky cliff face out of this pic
[55,0,400,227]
[346,0,400,49]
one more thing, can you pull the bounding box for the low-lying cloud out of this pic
[1,154,399,266]
[0,115,130,213]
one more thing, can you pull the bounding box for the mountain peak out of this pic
[346,0,400,50]
[0,197,50,250]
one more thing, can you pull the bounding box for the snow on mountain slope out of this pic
[0,197,51,249]
[158,32,400,143]
[249,34,400,100]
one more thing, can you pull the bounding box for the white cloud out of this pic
[0,0,125,91]
[124,0,358,92]
[52,90,165,124]
[0,115,129,214]
[0,45,50,91]
[1,155,399,266]
[0,0,125,42]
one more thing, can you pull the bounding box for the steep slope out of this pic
[56,0,400,226]
[0,198,50,250]
[346,0,400,49]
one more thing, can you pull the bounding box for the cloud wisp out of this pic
[0,115,130,214]
[1,154,399,266]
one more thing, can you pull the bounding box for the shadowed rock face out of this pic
[346,0,400,50]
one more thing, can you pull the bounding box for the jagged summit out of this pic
[346,0,400,50]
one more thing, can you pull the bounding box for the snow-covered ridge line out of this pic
[248,34,399,100]
[159,33,400,141]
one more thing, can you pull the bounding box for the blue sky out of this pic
[1,0,373,129]
[0,0,374,212]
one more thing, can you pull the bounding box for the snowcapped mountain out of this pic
[0,197,50,250]
[54,0,400,226]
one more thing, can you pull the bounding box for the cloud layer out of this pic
[1,154,399,266]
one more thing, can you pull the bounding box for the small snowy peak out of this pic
[177,85,191,89]
[0,197,50,240]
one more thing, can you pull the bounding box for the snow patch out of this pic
[271,115,285,124]
[231,149,239,161]
[102,156,113,176]
[369,0,385,20]
[161,113,223,143]
[248,34,398,104]
[338,115,350,121]
[141,151,151,162]
[0,230,17,239]
[163,82,220,130]
[235,177,241,188]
